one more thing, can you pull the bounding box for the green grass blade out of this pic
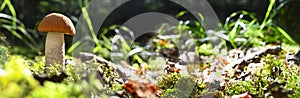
[17,26,37,45]
[228,14,244,48]
[176,11,186,18]
[2,24,35,50]
[275,26,297,44]
[197,13,205,23]
[0,0,6,11]
[0,13,22,24]
[67,41,81,54]
[81,7,100,48]
[260,0,275,31]
[4,0,16,27]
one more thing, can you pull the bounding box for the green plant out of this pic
[67,0,112,58]
[220,52,300,97]
[0,0,38,51]
[175,11,206,39]
[221,0,297,49]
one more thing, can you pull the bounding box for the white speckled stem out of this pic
[45,32,65,68]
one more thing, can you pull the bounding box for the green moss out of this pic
[221,52,300,97]
[28,82,84,98]
[0,53,84,98]
[158,73,209,97]
[197,43,213,56]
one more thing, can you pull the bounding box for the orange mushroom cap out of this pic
[38,13,75,35]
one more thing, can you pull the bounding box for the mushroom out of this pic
[38,13,75,68]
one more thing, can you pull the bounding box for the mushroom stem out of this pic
[45,32,65,68]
